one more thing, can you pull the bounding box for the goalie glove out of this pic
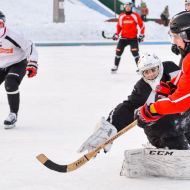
[26,61,38,78]
[78,117,117,154]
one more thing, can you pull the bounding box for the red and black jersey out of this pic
[116,12,145,38]
[153,53,190,114]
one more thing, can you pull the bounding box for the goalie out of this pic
[78,52,190,155]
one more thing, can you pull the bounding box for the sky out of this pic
[0,0,190,189]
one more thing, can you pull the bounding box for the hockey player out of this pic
[0,11,38,129]
[111,2,145,72]
[78,52,190,154]
[171,0,190,67]
[136,12,190,127]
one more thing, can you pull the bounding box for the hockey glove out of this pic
[135,104,162,127]
[112,33,119,41]
[78,117,117,155]
[171,44,180,55]
[138,34,145,42]
[26,61,38,78]
[155,81,177,97]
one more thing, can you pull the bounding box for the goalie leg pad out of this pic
[120,148,190,179]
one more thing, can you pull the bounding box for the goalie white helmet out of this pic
[137,52,163,90]
[185,0,190,4]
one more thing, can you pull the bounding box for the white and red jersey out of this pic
[116,12,145,39]
[153,53,190,114]
[0,27,38,68]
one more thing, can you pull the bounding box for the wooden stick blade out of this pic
[36,154,67,172]
[36,120,137,173]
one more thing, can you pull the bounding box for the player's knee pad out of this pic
[116,48,122,56]
[131,48,139,57]
[5,74,20,94]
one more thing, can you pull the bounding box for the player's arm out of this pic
[10,32,38,77]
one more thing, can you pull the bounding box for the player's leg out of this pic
[130,39,140,64]
[147,134,189,150]
[111,39,127,72]
[4,59,27,129]
[144,121,189,150]
[0,68,7,84]
[185,131,190,144]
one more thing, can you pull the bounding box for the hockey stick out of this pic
[101,31,114,39]
[36,120,137,173]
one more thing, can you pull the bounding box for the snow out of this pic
[0,0,184,42]
[0,0,190,189]
[1,44,190,189]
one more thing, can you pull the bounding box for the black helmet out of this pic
[0,11,5,22]
[170,11,190,41]
[170,11,190,33]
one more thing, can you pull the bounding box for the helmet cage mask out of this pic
[137,53,163,90]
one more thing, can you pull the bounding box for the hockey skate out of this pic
[4,113,17,129]
[111,65,118,73]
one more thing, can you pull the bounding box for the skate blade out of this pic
[4,123,16,129]
[111,70,117,74]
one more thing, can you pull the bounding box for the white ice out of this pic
[1,44,190,190]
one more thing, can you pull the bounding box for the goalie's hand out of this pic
[77,117,117,154]
[26,61,38,78]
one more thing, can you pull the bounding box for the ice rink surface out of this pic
[1,44,190,190]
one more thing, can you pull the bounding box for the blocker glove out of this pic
[138,34,145,42]
[135,104,162,127]
[155,81,177,97]
[112,33,119,41]
[26,61,38,78]
[78,117,117,154]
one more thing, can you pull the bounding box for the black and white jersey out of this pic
[107,61,190,138]
[0,27,38,68]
